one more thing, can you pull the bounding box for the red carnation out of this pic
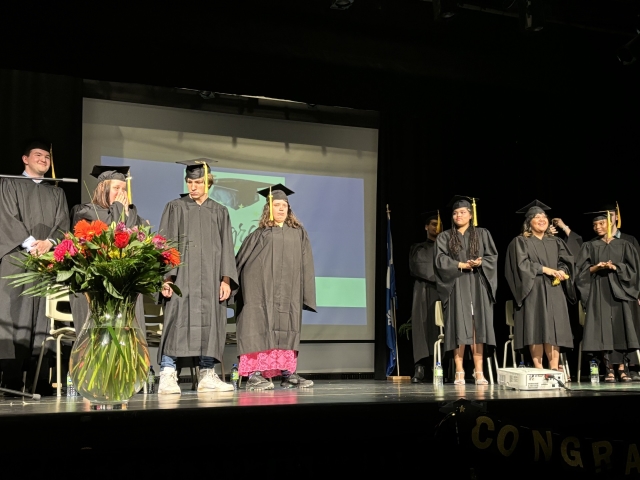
[114,231,130,249]
[53,239,77,262]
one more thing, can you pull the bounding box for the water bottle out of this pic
[147,366,156,394]
[231,363,239,390]
[590,360,600,384]
[66,372,76,397]
[434,362,443,387]
[518,361,525,368]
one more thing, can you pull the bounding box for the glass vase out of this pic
[69,293,150,406]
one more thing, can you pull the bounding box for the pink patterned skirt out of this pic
[238,349,298,378]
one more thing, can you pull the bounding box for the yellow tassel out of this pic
[126,173,132,205]
[616,202,621,229]
[203,162,209,196]
[436,210,442,234]
[472,198,478,227]
[269,186,274,221]
[49,144,57,179]
[607,211,612,238]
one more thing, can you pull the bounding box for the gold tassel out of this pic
[126,173,132,205]
[49,144,58,187]
[616,202,621,229]
[607,211,612,238]
[269,186,274,221]
[472,198,478,227]
[436,210,442,234]
[203,162,209,196]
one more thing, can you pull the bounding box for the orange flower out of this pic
[162,248,181,267]
[74,219,109,241]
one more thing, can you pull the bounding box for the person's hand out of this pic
[458,261,471,269]
[30,239,52,256]
[543,267,567,280]
[468,257,482,268]
[161,281,173,298]
[219,280,231,301]
[552,218,566,230]
[114,191,129,214]
[549,225,558,235]
[605,260,617,271]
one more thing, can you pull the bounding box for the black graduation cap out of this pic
[212,178,274,210]
[584,202,622,229]
[421,210,443,233]
[90,165,130,183]
[22,138,50,156]
[446,195,479,226]
[516,199,551,218]
[176,158,218,179]
[257,183,294,202]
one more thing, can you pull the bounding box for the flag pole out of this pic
[386,204,410,382]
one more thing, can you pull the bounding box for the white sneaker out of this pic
[198,368,234,392]
[158,367,181,395]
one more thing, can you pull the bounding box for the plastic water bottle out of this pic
[434,362,444,387]
[518,361,525,368]
[66,372,76,397]
[147,366,156,394]
[231,364,239,390]
[590,360,600,384]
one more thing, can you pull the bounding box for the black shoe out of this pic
[630,371,640,382]
[411,365,425,383]
[246,372,274,391]
[280,373,313,388]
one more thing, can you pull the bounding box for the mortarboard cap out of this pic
[90,165,130,183]
[421,210,443,234]
[447,195,479,227]
[584,202,622,237]
[176,158,218,180]
[516,199,551,218]
[22,139,50,156]
[257,183,294,202]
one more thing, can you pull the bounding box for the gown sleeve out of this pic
[478,228,498,304]
[217,206,239,292]
[47,188,70,242]
[575,241,594,308]
[409,243,435,282]
[233,228,263,314]
[563,231,583,258]
[301,227,317,313]
[504,236,542,307]
[557,237,577,304]
[0,179,32,259]
[610,242,640,301]
[434,231,462,306]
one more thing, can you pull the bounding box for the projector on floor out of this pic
[497,368,565,390]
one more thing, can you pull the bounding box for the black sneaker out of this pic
[280,373,313,388]
[246,372,274,391]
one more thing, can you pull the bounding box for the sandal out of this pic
[472,371,488,385]
[618,356,633,383]
[604,358,616,383]
[454,371,465,385]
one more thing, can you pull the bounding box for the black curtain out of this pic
[0,69,83,208]
[375,84,640,379]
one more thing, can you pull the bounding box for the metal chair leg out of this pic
[485,356,494,385]
[577,340,583,383]
[511,341,517,368]
[56,335,64,397]
[493,351,499,374]
[31,339,48,394]
[503,340,509,369]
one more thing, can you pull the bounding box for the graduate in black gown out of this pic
[157,160,238,394]
[434,196,498,385]
[504,200,575,371]
[0,140,69,393]
[585,202,640,381]
[409,210,442,383]
[235,184,317,390]
[68,166,147,333]
[576,207,640,383]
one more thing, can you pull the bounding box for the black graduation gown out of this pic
[235,224,316,356]
[409,240,440,363]
[0,178,69,359]
[558,230,583,258]
[576,237,640,352]
[68,202,147,333]
[157,196,238,362]
[434,227,498,352]
[504,235,575,351]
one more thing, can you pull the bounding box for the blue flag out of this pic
[386,209,397,377]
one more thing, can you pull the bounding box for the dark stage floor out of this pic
[3,381,640,478]
[2,379,640,415]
